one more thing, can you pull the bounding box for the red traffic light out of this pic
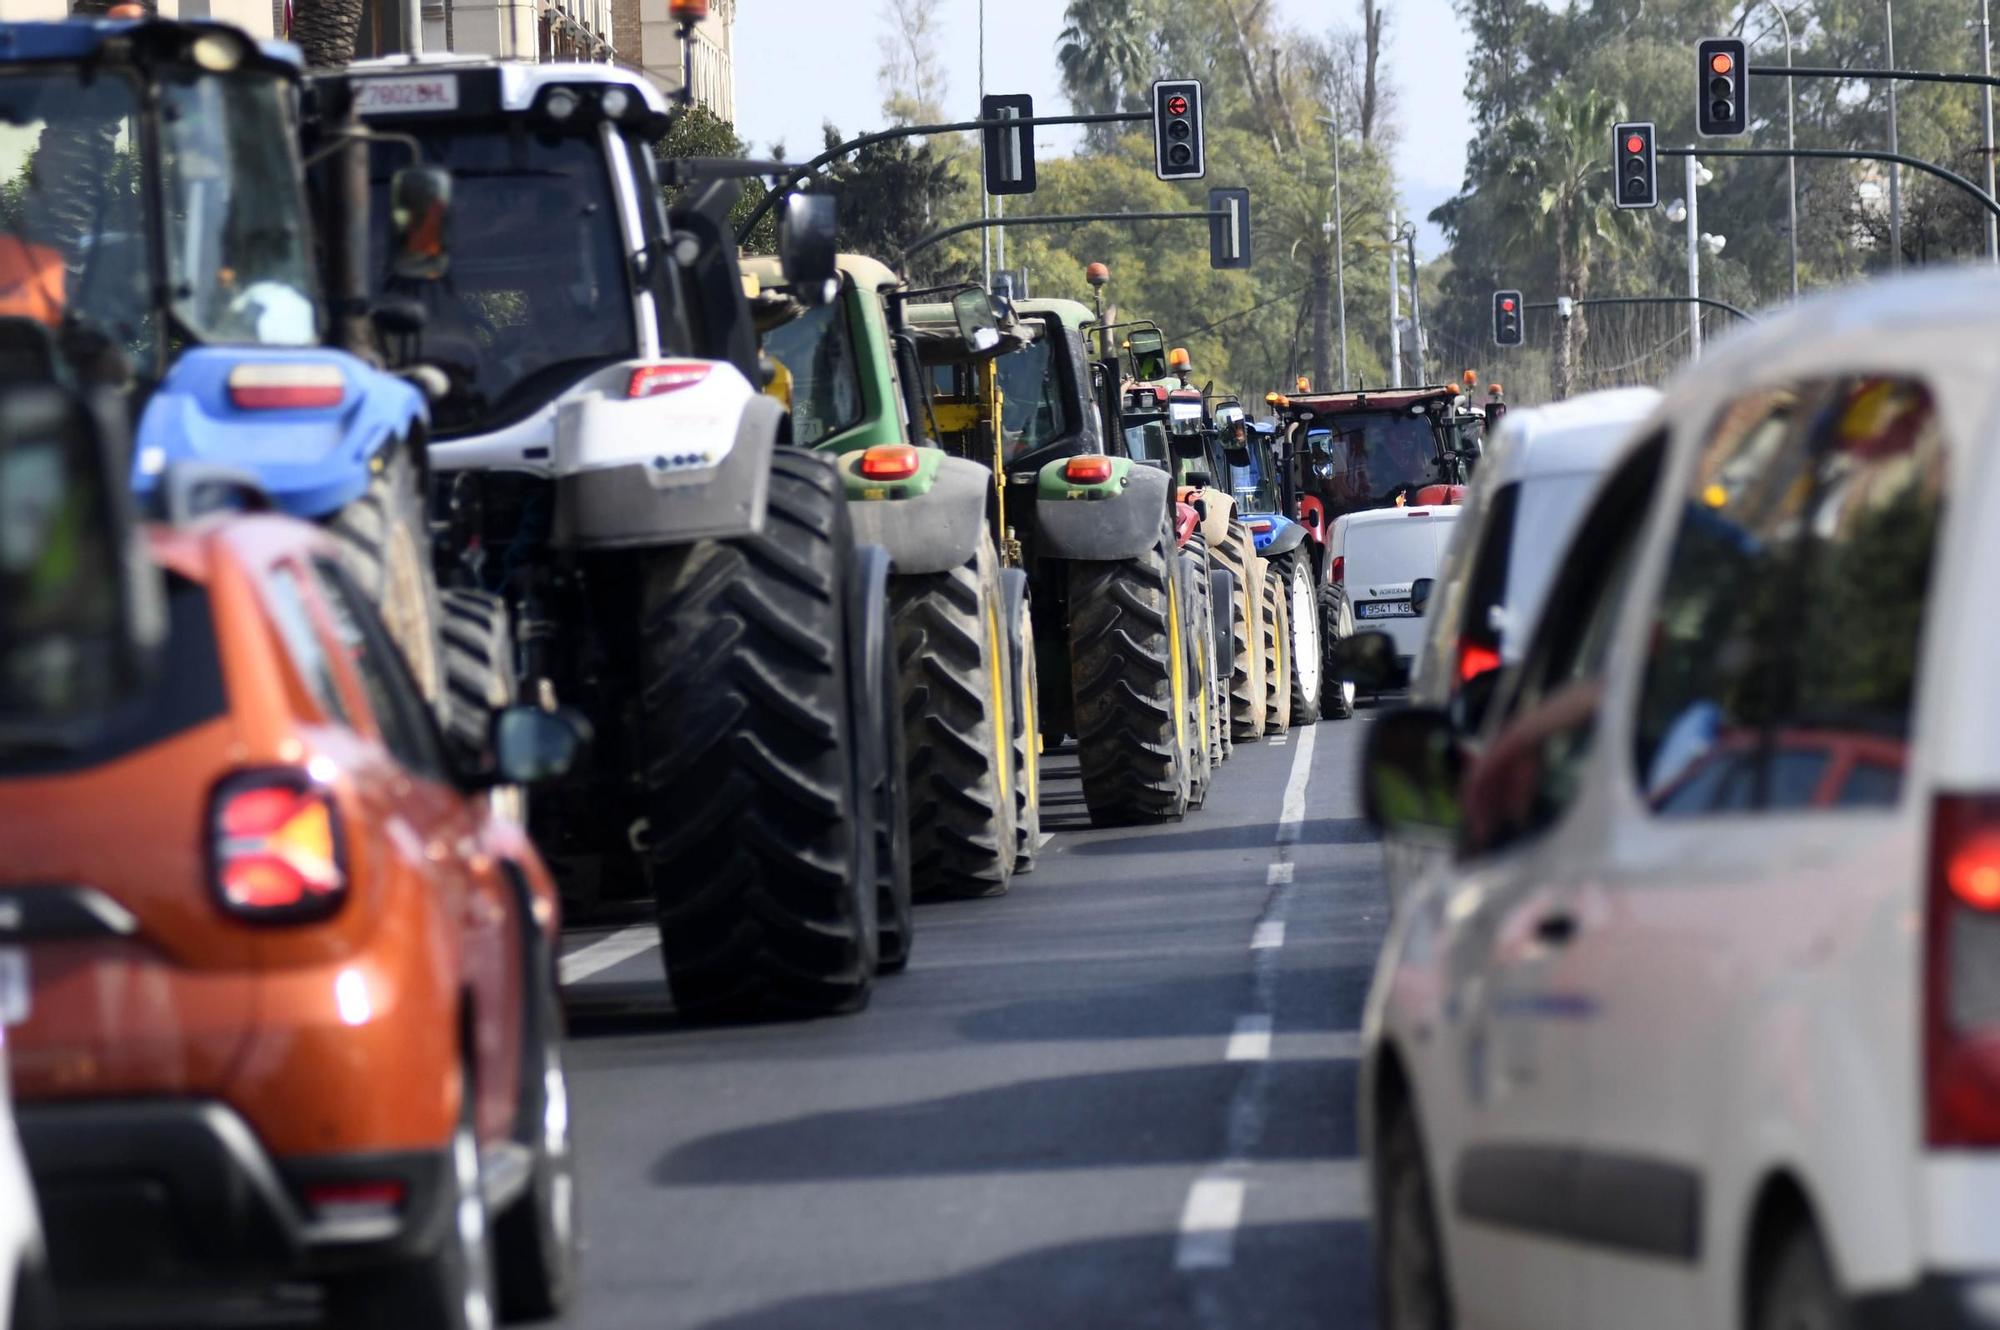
[1501,298,1516,312]
[1625,134,1645,154]
[1710,51,1734,74]
[1166,94,1189,116]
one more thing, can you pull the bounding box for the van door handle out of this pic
[1534,911,1578,946]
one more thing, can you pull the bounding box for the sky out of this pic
[730,0,1472,258]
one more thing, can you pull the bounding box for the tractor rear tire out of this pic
[1209,566,1235,764]
[889,539,1015,900]
[330,445,444,710]
[1004,575,1042,876]
[1261,561,1293,734]
[1184,533,1226,770]
[439,589,525,822]
[636,449,874,1018]
[1272,553,1321,726]
[1179,543,1215,810]
[1320,581,1358,721]
[1211,519,1265,743]
[1068,515,1191,825]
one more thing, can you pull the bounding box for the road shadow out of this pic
[679,1221,1374,1330]
[955,967,1371,1045]
[1060,815,1377,856]
[651,1058,1358,1186]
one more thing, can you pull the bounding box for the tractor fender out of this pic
[128,346,425,521]
[551,390,780,548]
[845,540,895,862]
[1261,517,1308,560]
[1035,461,1171,562]
[843,453,991,575]
[1195,486,1234,548]
[999,566,1029,669]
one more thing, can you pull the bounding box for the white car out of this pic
[1329,504,1461,686]
[1357,268,2000,1330]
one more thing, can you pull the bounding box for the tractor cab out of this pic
[1275,384,1475,530]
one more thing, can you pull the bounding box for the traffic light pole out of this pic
[733,111,1150,244]
[900,209,1232,266]
[1656,146,2000,221]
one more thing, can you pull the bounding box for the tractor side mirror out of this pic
[779,193,840,305]
[951,288,1002,353]
[388,165,452,281]
[0,385,162,744]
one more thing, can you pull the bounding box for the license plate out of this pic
[1359,601,1412,619]
[0,948,29,1026]
[354,75,460,115]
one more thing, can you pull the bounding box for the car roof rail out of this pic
[157,463,273,526]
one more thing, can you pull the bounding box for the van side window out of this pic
[309,559,447,781]
[1634,378,1943,813]
[263,565,350,725]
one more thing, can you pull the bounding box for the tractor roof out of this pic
[904,301,1036,363]
[1278,385,1462,419]
[741,253,904,294]
[0,18,303,73]
[339,54,673,118]
[1012,297,1097,333]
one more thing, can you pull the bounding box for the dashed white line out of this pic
[1174,1177,1246,1270]
[1275,724,1318,843]
[1250,920,1286,950]
[1036,831,1054,848]
[559,925,659,985]
[1268,735,1288,745]
[1225,1015,1273,1062]
[1265,862,1294,886]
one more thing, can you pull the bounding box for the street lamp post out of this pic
[1402,222,1424,384]
[1983,0,1999,261]
[1316,111,1350,391]
[1888,0,1903,268]
[1736,0,1799,298]
[1387,212,1402,388]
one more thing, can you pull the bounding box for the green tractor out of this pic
[907,295,1207,823]
[746,255,1034,895]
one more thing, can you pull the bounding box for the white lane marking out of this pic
[1225,1014,1273,1062]
[1250,920,1286,950]
[1174,1177,1246,1270]
[1268,735,1288,745]
[1275,724,1318,843]
[559,925,659,985]
[1036,832,1054,848]
[1265,862,1294,886]
[1328,1030,1363,1059]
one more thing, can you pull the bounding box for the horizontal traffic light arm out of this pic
[899,209,1232,265]
[1657,145,2000,220]
[733,112,1149,243]
[1521,295,1757,322]
[1750,63,2000,92]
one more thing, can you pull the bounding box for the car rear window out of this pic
[0,572,227,778]
[1503,471,1602,652]
[1346,514,1456,595]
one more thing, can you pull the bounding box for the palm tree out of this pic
[290,0,366,68]
[1056,0,1158,120]
[1500,86,1629,398]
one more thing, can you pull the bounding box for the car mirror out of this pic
[1452,662,1504,737]
[778,193,839,305]
[1361,707,1463,837]
[1410,577,1434,617]
[950,287,1001,352]
[388,165,452,282]
[1330,629,1401,692]
[1185,470,1212,489]
[0,385,162,742]
[492,705,591,786]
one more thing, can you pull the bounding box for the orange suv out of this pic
[0,497,581,1328]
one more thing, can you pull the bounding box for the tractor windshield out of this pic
[763,299,864,446]
[0,70,154,362]
[1231,439,1282,512]
[369,130,636,436]
[1304,410,1447,516]
[994,337,1068,460]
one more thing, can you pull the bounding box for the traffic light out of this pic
[1208,187,1250,268]
[1153,80,1205,181]
[1698,37,1748,136]
[981,93,1036,196]
[1493,290,1523,347]
[1614,122,1657,209]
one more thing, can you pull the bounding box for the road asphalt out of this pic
[557,713,1389,1330]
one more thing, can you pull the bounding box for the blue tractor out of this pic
[0,17,459,727]
[1218,407,1324,723]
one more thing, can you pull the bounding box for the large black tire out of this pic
[889,538,1015,900]
[1002,572,1042,876]
[1375,1105,1453,1330]
[1211,519,1265,742]
[1185,534,1225,770]
[1208,566,1235,764]
[1261,561,1292,734]
[330,445,444,710]
[494,959,577,1321]
[1068,513,1190,825]
[637,449,874,1017]
[328,1063,496,1330]
[859,550,914,974]
[1753,1225,1852,1330]
[438,589,526,822]
[1320,580,1358,721]
[1272,553,1322,726]
[1178,541,1215,810]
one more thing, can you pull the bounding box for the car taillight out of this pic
[227,363,345,411]
[1331,556,1344,587]
[1066,455,1114,484]
[1926,794,2000,1145]
[303,1179,406,1220]
[210,772,347,922]
[628,362,712,398]
[1248,519,1274,534]
[1458,641,1502,683]
[859,444,920,480]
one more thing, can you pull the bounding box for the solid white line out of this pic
[1174,1176,1246,1270]
[1225,1014,1273,1062]
[559,925,659,985]
[1250,920,1286,950]
[1265,862,1294,886]
[1275,724,1318,843]
[1036,831,1054,848]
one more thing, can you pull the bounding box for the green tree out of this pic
[655,104,776,252]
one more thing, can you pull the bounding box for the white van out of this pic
[1328,504,1460,686]
[1357,268,2000,1330]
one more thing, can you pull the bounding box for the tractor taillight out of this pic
[628,362,713,398]
[210,771,347,923]
[228,364,345,411]
[1065,455,1114,484]
[859,444,920,480]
